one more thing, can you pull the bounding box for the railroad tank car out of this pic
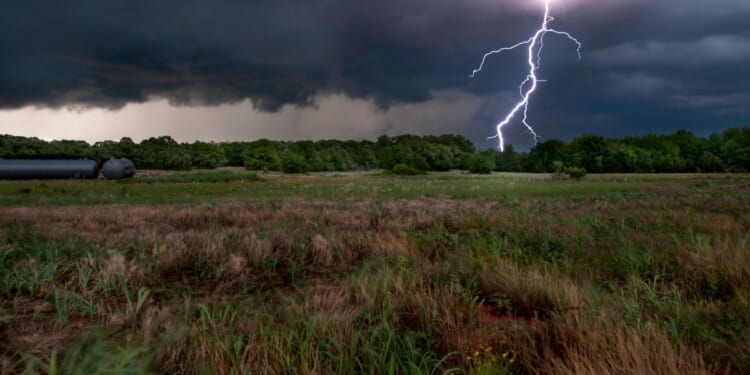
[0,159,99,179]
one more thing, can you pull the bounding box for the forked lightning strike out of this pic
[470,0,582,151]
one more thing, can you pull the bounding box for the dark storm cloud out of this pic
[0,0,748,140]
[0,0,492,110]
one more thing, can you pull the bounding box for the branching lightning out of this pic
[470,0,582,151]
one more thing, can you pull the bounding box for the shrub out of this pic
[466,153,495,174]
[390,164,425,176]
[566,166,587,180]
[552,160,565,175]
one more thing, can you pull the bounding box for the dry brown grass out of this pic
[680,237,750,292]
[477,261,584,319]
[1,180,749,374]
[516,313,716,375]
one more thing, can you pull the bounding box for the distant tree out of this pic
[313,142,355,171]
[569,135,608,173]
[416,143,451,171]
[135,136,192,170]
[704,132,723,156]
[190,142,227,169]
[466,152,495,174]
[118,137,137,159]
[92,140,122,162]
[243,145,281,171]
[92,137,137,163]
[39,140,92,159]
[433,134,476,154]
[669,130,702,170]
[603,143,639,173]
[566,166,587,180]
[0,135,48,159]
[2,129,749,174]
[526,140,568,172]
[376,135,392,151]
[280,151,309,174]
[379,136,426,170]
[495,145,523,172]
[349,142,379,170]
[721,128,750,171]
[697,152,724,173]
[380,145,417,170]
[652,142,687,173]
[221,142,248,167]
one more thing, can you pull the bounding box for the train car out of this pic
[0,159,100,179]
[101,158,136,179]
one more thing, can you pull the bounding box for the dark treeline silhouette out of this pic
[1,128,748,174]
[512,128,749,174]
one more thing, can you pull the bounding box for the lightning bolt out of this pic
[470,0,582,151]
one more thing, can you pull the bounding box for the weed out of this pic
[53,290,97,327]
[33,331,149,375]
[122,282,151,323]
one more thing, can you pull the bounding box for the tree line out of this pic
[0,128,748,174]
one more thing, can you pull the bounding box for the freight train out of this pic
[0,158,136,180]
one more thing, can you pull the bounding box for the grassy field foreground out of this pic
[0,172,749,374]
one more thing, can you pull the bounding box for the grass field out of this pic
[1,171,748,374]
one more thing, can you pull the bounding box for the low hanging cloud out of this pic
[0,90,495,144]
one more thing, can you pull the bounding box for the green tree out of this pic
[0,135,47,159]
[221,142,249,167]
[380,145,418,171]
[313,142,355,171]
[40,140,92,159]
[569,135,608,173]
[668,130,702,170]
[567,166,587,180]
[92,140,122,163]
[495,145,522,172]
[190,142,228,169]
[466,152,495,174]
[721,128,750,171]
[348,141,379,170]
[526,140,568,172]
[603,143,639,173]
[697,152,724,172]
[280,151,309,174]
[243,146,281,171]
[135,136,192,170]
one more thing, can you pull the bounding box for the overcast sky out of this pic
[0,0,748,149]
